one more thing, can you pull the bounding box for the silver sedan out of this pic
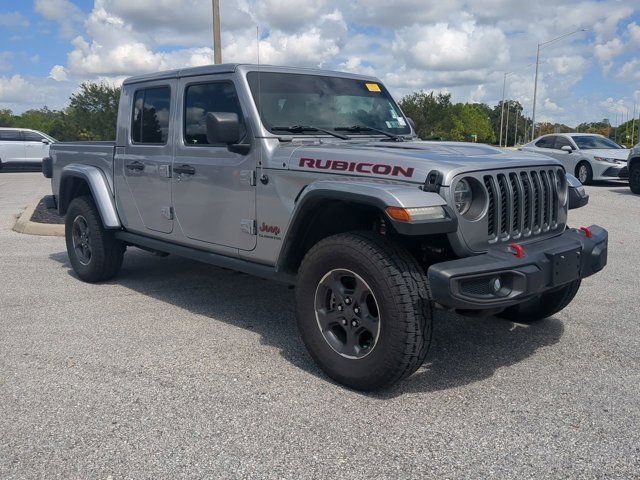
[521,133,629,184]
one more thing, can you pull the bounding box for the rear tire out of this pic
[65,195,124,282]
[498,280,581,323]
[630,164,640,194]
[576,162,593,185]
[296,231,433,391]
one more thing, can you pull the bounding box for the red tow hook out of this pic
[579,226,593,238]
[509,243,526,258]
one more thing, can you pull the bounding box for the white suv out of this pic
[0,128,56,169]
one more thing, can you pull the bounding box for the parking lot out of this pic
[0,171,638,478]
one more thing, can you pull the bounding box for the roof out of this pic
[122,63,378,85]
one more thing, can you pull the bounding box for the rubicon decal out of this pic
[299,158,414,178]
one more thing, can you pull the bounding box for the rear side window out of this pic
[535,136,555,149]
[23,131,45,142]
[131,86,171,144]
[184,82,245,146]
[0,130,22,141]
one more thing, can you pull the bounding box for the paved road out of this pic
[1,172,638,479]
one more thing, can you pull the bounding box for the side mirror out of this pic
[566,174,589,209]
[406,117,417,133]
[206,112,241,145]
[41,138,51,145]
[561,145,573,153]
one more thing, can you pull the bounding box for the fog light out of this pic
[490,276,511,297]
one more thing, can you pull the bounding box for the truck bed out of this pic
[49,142,116,196]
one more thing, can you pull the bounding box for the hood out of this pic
[279,140,561,185]
[581,148,629,161]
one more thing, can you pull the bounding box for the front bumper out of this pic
[428,225,608,310]
[594,162,627,180]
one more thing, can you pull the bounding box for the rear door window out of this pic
[535,136,555,149]
[22,131,46,142]
[0,130,22,141]
[131,86,171,144]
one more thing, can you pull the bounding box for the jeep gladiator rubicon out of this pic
[43,64,608,391]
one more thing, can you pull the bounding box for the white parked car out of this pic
[521,133,629,185]
[0,128,56,169]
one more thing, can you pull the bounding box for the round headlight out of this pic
[454,179,473,215]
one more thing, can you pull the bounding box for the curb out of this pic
[13,200,65,237]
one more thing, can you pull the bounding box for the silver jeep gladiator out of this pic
[43,64,608,391]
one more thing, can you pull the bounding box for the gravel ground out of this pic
[29,198,64,224]
[0,172,638,479]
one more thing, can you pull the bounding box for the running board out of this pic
[115,231,296,285]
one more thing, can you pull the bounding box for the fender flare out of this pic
[276,180,457,272]
[58,164,121,229]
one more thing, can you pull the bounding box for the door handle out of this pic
[173,164,196,175]
[126,161,145,171]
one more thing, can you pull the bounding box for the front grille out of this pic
[483,168,564,244]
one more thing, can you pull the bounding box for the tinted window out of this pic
[535,136,555,149]
[22,131,45,142]
[0,129,22,141]
[554,136,574,149]
[184,82,245,146]
[132,86,171,144]
[247,72,411,135]
[572,135,622,150]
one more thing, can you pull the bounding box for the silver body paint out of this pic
[48,64,568,268]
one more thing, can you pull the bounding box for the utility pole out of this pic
[212,0,222,64]
[499,77,506,147]
[513,103,519,147]
[632,102,636,145]
[505,101,510,147]
[531,43,540,141]
[531,28,588,140]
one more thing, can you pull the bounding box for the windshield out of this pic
[572,135,623,150]
[247,72,411,136]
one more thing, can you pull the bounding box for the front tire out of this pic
[65,195,124,282]
[498,280,581,323]
[576,162,593,185]
[630,164,640,194]
[296,232,433,391]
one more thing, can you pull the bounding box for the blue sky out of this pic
[1,0,639,127]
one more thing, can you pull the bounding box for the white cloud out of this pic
[0,52,13,72]
[35,0,85,38]
[392,21,509,72]
[617,59,640,82]
[5,0,640,127]
[50,65,69,82]
[0,12,29,28]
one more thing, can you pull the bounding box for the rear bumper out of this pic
[428,225,608,310]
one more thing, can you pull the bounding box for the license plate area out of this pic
[547,247,581,286]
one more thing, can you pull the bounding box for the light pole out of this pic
[505,100,511,147]
[499,72,515,147]
[531,28,588,140]
[212,0,222,64]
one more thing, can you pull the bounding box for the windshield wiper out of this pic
[272,125,350,140]
[335,125,405,142]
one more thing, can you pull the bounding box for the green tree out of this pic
[450,103,495,143]
[398,91,455,140]
[67,82,121,140]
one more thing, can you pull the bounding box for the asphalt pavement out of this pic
[0,172,638,479]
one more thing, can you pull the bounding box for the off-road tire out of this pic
[65,195,124,282]
[498,280,581,323]
[296,231,433,391]
[576,162,593,185]
[629,164,640,194]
